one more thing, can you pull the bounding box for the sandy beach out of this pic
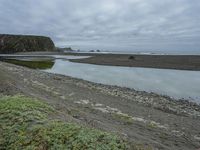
[69,53,200,71]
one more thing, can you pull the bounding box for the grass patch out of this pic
[2,59,54,69]
[112,113,133,125]
[0,95,128,149]
[147,122,157,129]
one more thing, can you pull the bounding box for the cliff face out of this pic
[0,34,55,54]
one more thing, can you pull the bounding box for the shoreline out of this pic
[3,51,200,70]
[45,66,200,107]
[1,52,200,103]
[69,53,200,71]
[1,61,200,149]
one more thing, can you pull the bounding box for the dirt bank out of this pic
[0,61,200,149]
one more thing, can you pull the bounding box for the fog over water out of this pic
[45,59,200,103]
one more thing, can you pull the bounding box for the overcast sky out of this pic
[0,0,200,53]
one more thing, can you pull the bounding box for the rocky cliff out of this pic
[0,34,55,54]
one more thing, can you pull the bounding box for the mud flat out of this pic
[70,53,200,71]
[1,61,200,149]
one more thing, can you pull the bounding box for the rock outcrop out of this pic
[0,34,55,54]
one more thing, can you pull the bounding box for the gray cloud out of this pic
[0,0,200,53]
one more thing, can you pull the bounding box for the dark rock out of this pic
[128,56,135,60]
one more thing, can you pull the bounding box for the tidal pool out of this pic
[45,59,200,103]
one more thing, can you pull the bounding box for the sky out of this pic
[0,0,200,53]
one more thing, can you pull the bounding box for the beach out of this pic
[1,60,200,149]
[70,53,200,71]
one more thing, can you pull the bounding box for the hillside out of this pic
[0,34,55,54]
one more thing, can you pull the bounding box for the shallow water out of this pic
[44,59,200,103]
[0,55,90,69]
[2,59,55,69]
[3,55,200,103]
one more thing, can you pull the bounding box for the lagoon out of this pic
[45,59,200,103]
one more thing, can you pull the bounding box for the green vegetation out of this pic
[112,113,133,125]
[3,59,54,69]
[147,122,157,129]
[0,95,128,149]
[0,34,55,54]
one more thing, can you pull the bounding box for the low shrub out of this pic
[0,95,128,150]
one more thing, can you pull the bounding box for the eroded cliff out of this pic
[0,34,55,53]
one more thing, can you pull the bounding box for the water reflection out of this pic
[45,59,200,103]
[3,59,54,69]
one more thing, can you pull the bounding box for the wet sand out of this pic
[70,53,200,71]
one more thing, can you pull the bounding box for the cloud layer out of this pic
[0,0,200,53]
